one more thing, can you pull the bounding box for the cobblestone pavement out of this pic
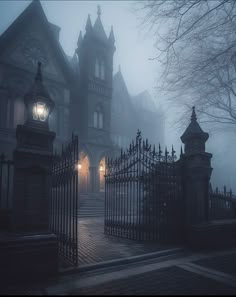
[77,217,173,265]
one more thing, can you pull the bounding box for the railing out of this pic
[209,186,236,220]
[50,134,79,266]
[0,153,14,210]
[0,153,14,230]
[105,131,183,243]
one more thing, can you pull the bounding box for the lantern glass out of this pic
[33,102,49,122]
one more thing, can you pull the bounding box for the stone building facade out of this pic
[0,0,164,193]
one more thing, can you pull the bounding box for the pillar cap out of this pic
[181,106,209,143]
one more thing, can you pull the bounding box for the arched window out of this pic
[94,57,105,80]
[99,112,103,129]
[93,111,98,128]
[101,60,105,80]
[95,58,99,78]
[14,98,25,128]
[93,106,104,129]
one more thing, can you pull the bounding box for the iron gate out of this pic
[50,134,79,266]
[105,131,183,243]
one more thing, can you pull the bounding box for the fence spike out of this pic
[172,145,175,157]
[224,185,226,195]
[180,146,183,156]
[159,143,162,155]
[165,146,169,156]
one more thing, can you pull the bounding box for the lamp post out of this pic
[12,61,56,232]
[1,62,58,281]
[24,62,54,129]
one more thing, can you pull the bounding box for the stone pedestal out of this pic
[0,233,58,285]
[11,125,55,233]
[181,152,212,226]
[186,219,236,250]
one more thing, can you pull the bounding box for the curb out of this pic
[60,247,184,275]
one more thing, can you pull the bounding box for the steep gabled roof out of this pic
[0,0,74,84]
[113,68,130,100]
[132,90,157,112]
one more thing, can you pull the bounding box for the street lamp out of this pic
[24,62,54,129]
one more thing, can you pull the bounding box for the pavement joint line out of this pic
[74,252,187,279]
[177,263,236,288]
[46,253,215,295]
[185,263,236,282]
[60,247,184,274]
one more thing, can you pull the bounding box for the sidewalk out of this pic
[2,248,236,295]
[49,248,236,295]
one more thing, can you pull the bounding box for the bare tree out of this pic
[136,0,236,128]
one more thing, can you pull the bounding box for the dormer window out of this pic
[95,57,105,80]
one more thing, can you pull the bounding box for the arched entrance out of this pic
[99,157,105,192]
[78,152,90,193]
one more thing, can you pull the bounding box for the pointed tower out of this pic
[85,14,93,35]
[109,26,115,44]
[73,5,116,143]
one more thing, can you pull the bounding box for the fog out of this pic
[0,0,235,191]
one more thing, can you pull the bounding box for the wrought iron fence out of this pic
[209,186,236,220]
[50,134,79,266]
[0,153,14,210]
[0,153,14,230]
[105,131,183,243]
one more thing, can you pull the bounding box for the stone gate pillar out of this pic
[180,107,212,227]
[0,63,58,283]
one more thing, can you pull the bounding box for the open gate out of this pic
[50,134,79,266]
[105,131,183,243]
